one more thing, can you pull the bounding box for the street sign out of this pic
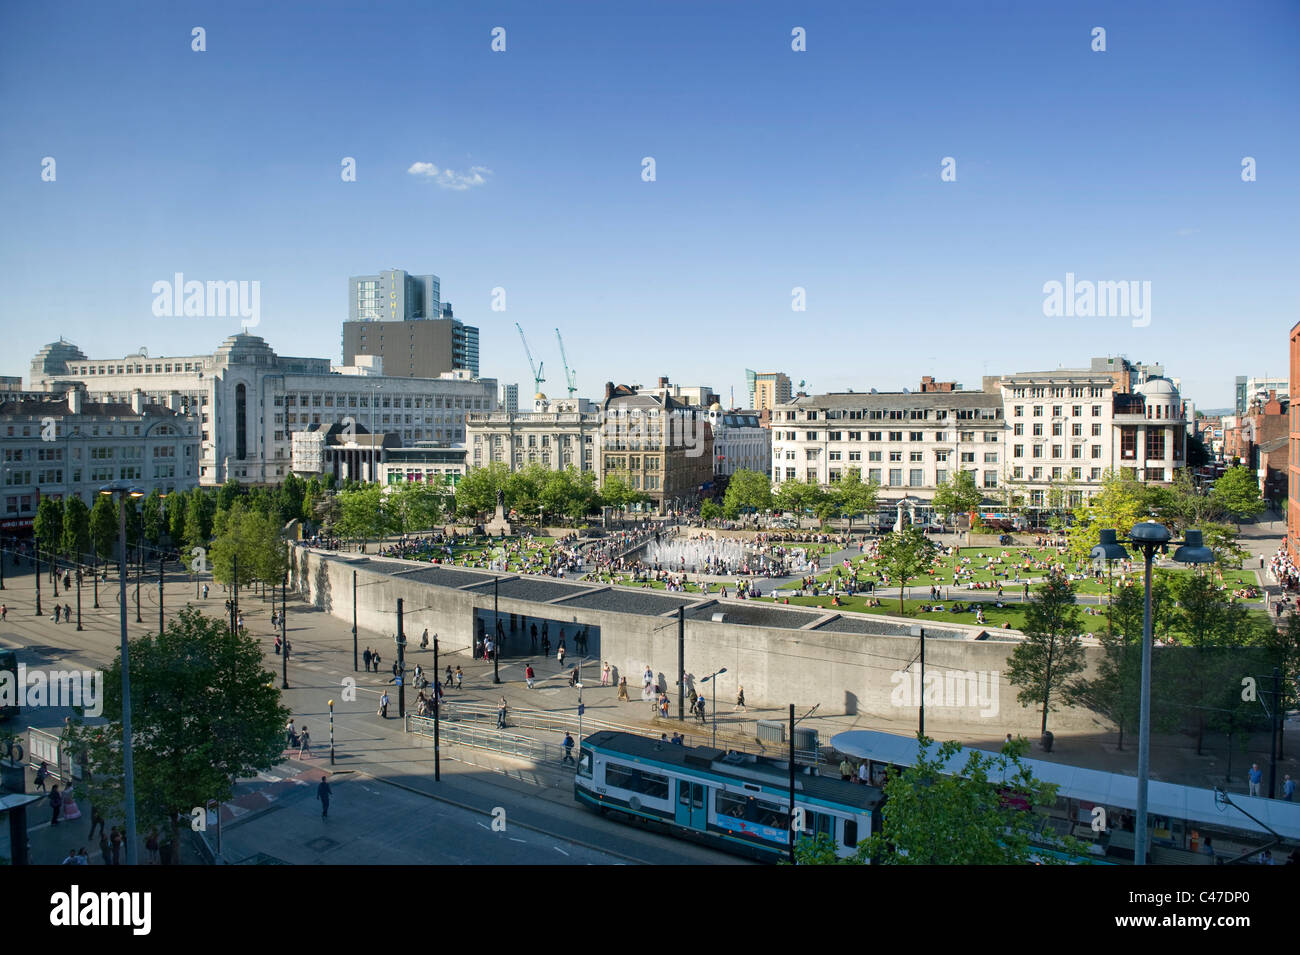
[395,676,403,686]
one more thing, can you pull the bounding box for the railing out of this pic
[406,714,574,769]
[426,699,823,766]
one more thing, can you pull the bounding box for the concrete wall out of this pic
[292,546,1105,735]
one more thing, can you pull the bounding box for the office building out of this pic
[466,396,600,474]
[705,406,770,478]
[499,383,519,415]
[601,382,713,512]
[746,371,792,411]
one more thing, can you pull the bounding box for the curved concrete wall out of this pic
[292,545,1105,735]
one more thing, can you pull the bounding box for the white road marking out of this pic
[477,822,491,830]
[553,846,569,856]
[510,837,527,844]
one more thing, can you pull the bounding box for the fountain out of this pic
[644,537,747,575]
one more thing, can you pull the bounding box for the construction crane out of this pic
[555,328,578,398]
[515,322,545,395]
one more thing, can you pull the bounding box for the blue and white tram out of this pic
[575,731,882,862]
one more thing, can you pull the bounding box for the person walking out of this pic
[202,583,209,599]
[286,718,298,749]
[53,604,61,624]
[34,761,49,791]
[88,802,106,840]
[421,628,429,650]
[735,685,746,710]
[298,725,312,759]
[372,650,381,673]
[1284,774,1295,802]
[525,664,535,689]
[49,783,63,826]
[455,666,464,689]
[317,776,332,818]
[562,731,575,765]
[530,623,538,652]
[617,676,629,702]
[601,662,610,687]
[379,691,390,719]
[496,697,508,729]
[1249,763,1263,796]
[557,643,566,667]
[694,694,706,724]
[363,647,372,671]
[110,826,122,865]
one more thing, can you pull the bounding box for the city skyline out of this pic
[2,1,1296,410]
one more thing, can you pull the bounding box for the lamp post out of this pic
[1091,524,1213,866]
[396,598,407,718]
[328,699,336,766]
[33,533,41,617]
[280,569,288,689]
[433,631,441,782]
[492,575,501,684]
[100,481,144,866]
[701,667,727,748]
[75,567,82,631]
[911,624,926,736]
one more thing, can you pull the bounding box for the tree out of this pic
[1169,572,1253,754]
[167,489,188,544]
[774,478,822,528]
[455,463,510,521]
[599,473,633,515]
[722,469,772,519]
[1007,571,1087,736]
[505,465,546,521]
[1067,583,1152,750]
[90,493,118,561]
[1211,466,1266,527]
[69,607,288,864]
[1185,434,1210,468]
[335,484,391,547]
[61,496,91,564]
[34,497,64,565]
[811,736,1082,865]
[931,470,982,526]
[875,526,936,615]
[700,499,723,524]
[1066,470,1153,564]
[141,489,165,547]
[832,469,879,533]
[216,479,243,512]
[388,481,449,534]
[208,501,261,590]
[183,489,214,553]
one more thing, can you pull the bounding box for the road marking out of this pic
[553,846,569,856]
[477,821,491,830]
[510,837,527,844]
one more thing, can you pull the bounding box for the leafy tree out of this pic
[804,736,1082,865]
[722,469,772,519]
[302,477,325,524]
[931,470,982,526]
[216,479,243,512]
[208,501,262,589]
[599,473,633,515]
[183,489,215,553]
[61,496,91,564]
[141,489,165,547]
[832,469,879,533]
[1211,466,1266,527]
[336,484,392,547]
[1185,434,1210,468]
[1169,573,1253,754]
[505,465,546,521]
[388,481,449,534]
[700,499,723,523]
[455,462,510,521]
[775,477,824,527]
[1007,571,1087,735]
[90,493,118,561]
[168,489,188,543]
[1066,470,1153,564]
[875,526,936,615]
[34,497,64,565]
[69,607,288,864]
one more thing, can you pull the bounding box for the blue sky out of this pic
[1,0,1296,410]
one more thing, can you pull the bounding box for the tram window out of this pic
[843,819,859,847]
[605,764,669,799]
[692,784,705,809]
[577,750,592,779]
[716,791,788,829]
[808,812,834,838]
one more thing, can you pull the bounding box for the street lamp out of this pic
[99,481,144,866]
[910,624,926,736]
[1091,523,1213,866]
[328,699,335,766]
[700,667,727,748]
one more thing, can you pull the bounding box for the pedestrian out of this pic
[34,761,49,791]
[530,623,538,652]
[1249,763,1263,797]
[562,731,575,765]
[372,650,381,673]
[526,664,535,689]
[61,847,79,865]
[497,697,508,729]
[49,783,62,826]
[694,695,706,724]
[557,644,566,667]
[274,635,282,655]
[202,583,209,599]
[270,610,278,629]
[601,662,610,686]
[298,724,312,759]
[317,776,332,818]
[286,718,298,749]
[88,802,106,839]
[110,826,123,865]
[839,757,853,781]
[455,666,464,689]
[53,604,61,624]
[363,647,372,671]
[735,685,746,710]
[421,628,429,649]
[1284,774,1295,801]
[64,603,71,623]
[0,604,6,621]
[445,665,453,688]
[379,691,389,719]
[618,676,629,702]
[391,660,399,683]
[77,847,89,865]
[145,829,160,864]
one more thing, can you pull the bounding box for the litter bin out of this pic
[1041,730,1054,753]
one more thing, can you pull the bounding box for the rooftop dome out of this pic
[214,333,276,367]
[535,392,547,401]
[709,401,723,412]
[1137,376,1178,397]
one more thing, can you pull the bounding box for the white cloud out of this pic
[407,162,492,191]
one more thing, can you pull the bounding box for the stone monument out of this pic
[486,487,512,537]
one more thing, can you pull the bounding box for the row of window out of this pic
[74,362,205,375]
[1012,404,1104,418]
[1012,444,1104,460]
[777,467,997,488]
[1008,386,1106,399]
[277,394,488,410]
[1013,422,1102,437]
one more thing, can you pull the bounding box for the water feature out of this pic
[643,538,747,575]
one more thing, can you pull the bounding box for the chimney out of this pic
[66,386,82,415]
[658,376,669,389]
[130,389,145,414]
[605,381,615,400]
[167,391,183,412]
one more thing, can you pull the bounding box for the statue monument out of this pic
[486,486,512,537]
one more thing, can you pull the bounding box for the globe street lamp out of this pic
[99,481,144,865]
[1091,524,1213,866]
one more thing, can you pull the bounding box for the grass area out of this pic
[762,593,1037,629]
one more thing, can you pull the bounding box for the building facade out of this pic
[1236,374,1289,417]
[705,406,770,478]
[772,384,1004,521]
[499,383,519,416]
[1289,322,1300,567]
[747,371,793,411]
[601,383,713,511]
[465,397,600,474]
[379,445,468,487]
[1,387,200,532]
[29,334,496,487]
[349,269,440,322]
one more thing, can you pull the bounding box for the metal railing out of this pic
[426,699,823,766]
[406,714,575,770]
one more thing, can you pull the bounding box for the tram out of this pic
[574,730,881,862]
[833,730,1300,865]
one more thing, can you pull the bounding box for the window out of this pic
[889,468,902,486]
[1032,467,1043,479]
[604,763,669,800]
[715,791,789,830]
[934,450,948,462]
[1071,445,1082,459]
[1072,406,1082,416]
[1052,467,1063,479]
[867,431,882,442]
[1091,445,1101,459]
[1032,423,1043,437]
[889,451,902,462]
[935,468,947,485]
[1052,405,1063,417]
[984,452,998,463]
[910,431,923,441]
[868,451,882,462]
[1013,406,1024,417]
[868,468,881,483]
[1013,423,1023,436]
[1032,445,1042,458]
[983,471,997,487]
[1092,405,1102,417]
[1091,423,1101,436]
[1033,406,1043,417]
[909,469,923,486]
[1013,466,1024,479]
[1052,423,1062,437]
[1052,445,1063,458]
[1013,444,1024,458]
[828,431,842,441]
[934,432,947,441]
[909,451,923,462]
[960,452,974,463]
[888,431,902,441]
